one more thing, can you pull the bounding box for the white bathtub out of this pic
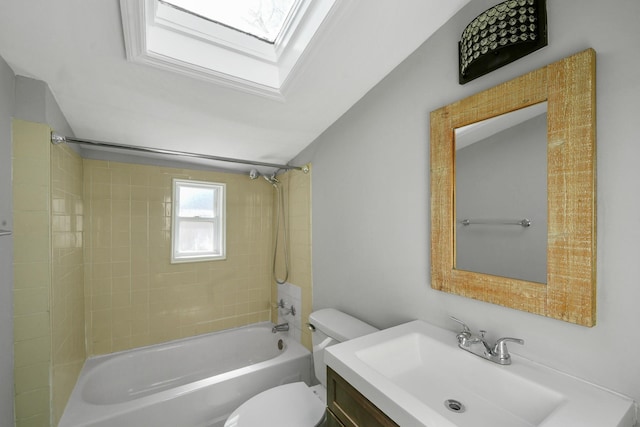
[59,323,312,427]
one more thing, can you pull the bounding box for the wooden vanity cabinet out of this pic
[326,367,399,427]
[324,408,346,427]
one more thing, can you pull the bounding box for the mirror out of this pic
[455,102,547,284]
[430,49,596,326]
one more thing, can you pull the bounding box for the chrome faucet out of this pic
[450,316,524,365]
[271,322,290,333]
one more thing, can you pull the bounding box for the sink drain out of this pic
[444,399,465,413]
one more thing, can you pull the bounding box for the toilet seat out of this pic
[224,382,326,427]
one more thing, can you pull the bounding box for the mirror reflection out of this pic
[455,102,547,283]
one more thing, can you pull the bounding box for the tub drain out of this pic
[444,399,465,413]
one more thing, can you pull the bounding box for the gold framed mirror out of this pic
[430,49,596,326]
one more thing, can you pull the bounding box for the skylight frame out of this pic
[120,0,339,99]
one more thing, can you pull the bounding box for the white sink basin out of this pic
[355,331,562,426]
[324,320,636,427]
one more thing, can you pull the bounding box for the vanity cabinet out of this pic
[324,409,345,427]
[326,367,399,427]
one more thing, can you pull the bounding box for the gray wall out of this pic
[0,54,15,427]
[295,0,640,404]
[15,76,74,137]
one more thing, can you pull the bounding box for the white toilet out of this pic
[224,308,378,427]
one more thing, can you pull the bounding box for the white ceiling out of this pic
[0,0,469,172]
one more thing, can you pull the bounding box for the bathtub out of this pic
[59,323,312,427]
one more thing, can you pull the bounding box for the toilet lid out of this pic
[224,382,326,427]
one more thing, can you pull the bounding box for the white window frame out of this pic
[171,179,226,263]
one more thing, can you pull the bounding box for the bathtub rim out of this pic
[60,321,311,427]
[86,321,280,364]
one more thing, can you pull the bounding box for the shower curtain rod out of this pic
[50,132,308,172]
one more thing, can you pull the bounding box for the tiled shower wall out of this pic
[13,119,86,426]
[83,160,274,355]
[12,120,52,426]
[272,167,313,349]
[51,141,85,424]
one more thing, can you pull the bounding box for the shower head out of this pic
[249,169,279,186]
[263,174,279,186]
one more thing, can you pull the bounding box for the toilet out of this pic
[224,308,378,427]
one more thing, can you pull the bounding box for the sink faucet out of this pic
[450,316,524,365]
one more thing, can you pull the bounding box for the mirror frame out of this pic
[430,49,596,326]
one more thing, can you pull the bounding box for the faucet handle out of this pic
[492,337,525,364]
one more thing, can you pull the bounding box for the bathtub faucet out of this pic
[272,322,289,333]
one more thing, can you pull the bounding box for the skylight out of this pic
[161,0,298,43]
[120,0,337,99]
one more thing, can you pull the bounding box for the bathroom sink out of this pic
[324,320,636,427]
[354,331,562,426]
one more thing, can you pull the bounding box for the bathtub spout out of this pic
[272,323,289,333]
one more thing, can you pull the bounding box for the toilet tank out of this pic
[308,309,378,388]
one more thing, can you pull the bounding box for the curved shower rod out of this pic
[51,132,309,172]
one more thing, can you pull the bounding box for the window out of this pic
[172,179,226,263]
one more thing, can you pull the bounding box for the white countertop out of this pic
[325,320,637,427]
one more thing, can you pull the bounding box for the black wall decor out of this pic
[459,0,547,84]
